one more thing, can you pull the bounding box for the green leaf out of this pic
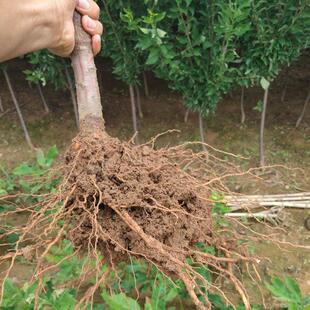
[6,233,19,245]
[0,205,14,213]
[266,277,299,304]
[156,28,166,38]
[36,149,46,168]
[303,295,310,306]
[165,287,178,303]
[46,146,58,167]
[144,303,152,310]
[53,290,77,309]
[253,100,264,113]
[13,164,35,176]
[260,77,270,90]
[140,28,151,35]
[0,189,8,195]
[146,49,160,65]
[285,277,302,303]
[101,291,141,310]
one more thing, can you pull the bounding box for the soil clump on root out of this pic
[65,120,213,269]
[46,119,252,309]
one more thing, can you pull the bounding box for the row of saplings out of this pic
[0,3,309,309]
[1,0,309,166]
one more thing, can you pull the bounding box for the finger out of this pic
[92,34,101,56]
[76,0,100,20]
[82,15,103,36]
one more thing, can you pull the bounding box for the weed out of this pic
[266,276,310,310]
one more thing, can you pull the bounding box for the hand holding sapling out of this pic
[0,0,103,62]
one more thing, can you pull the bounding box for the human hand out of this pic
[50,0,103,57]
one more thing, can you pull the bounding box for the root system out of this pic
[0,119,264,310]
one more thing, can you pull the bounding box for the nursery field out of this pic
[0,53,309,309]
[0,2,310,308]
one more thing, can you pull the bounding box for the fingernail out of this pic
[77,0,90,10]
[87,16,96,29]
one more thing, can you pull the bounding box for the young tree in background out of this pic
[129,0,251,150]
[296,85,310,128]
[24,51,79,128]
[1,63,34,150]
[100,1,149,143]
[239,0,309,166]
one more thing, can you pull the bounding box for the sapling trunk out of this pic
[281,74,289,103]
[281,83,287,103]
[37,84,50,113]
[296,86,310,128]
[143,71,150,97]
[129,85,139,144]
[259,85,269,167]
[71,12,103,127]
[240,86,245,124]
[0,94,4,112]
[135,85,143,119]
[63,63,80,129]
[199,112,208,152]
[184,108,190,123]
[3,69,34,150]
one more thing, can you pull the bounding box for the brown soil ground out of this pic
[0,52,309,306]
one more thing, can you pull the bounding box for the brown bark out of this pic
[71,12,103,126]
